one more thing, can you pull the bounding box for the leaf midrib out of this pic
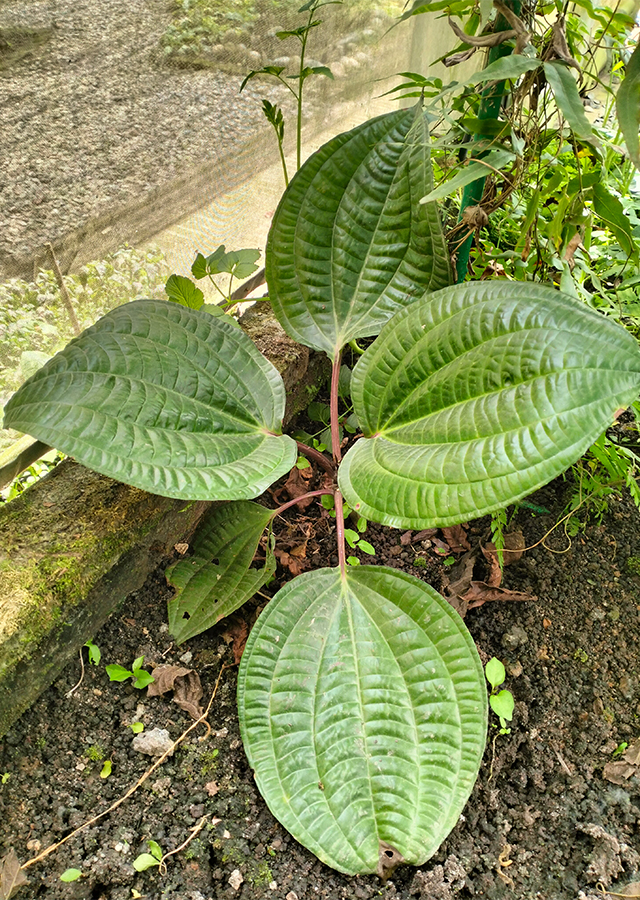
[377,368,632,439]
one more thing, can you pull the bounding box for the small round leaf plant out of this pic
[5,103,640,877]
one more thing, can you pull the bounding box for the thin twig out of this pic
[21,664,230,872]
[65,648,85,698]
[45,243,80,335]
[158,816,213,876]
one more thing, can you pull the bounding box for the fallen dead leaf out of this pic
[622,738,640,766]
[441,551,476,617]
[441,524,471,553]
[602,761,637,785]
[174,542,189,555]
[400,531,413,546]
[463,580,537,610]
[283,465,314,509]
[432,537,450,555]
[221,615,250,665]
[205,781,219,797]
[0,849,28,900]
[148,665,203,720]
[412,528,438,543]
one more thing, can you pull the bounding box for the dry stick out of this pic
[158,815,212,876]
[65,647,85,699]
[45,243,80,336]
[21,664,231,872]
[230,267,266,302]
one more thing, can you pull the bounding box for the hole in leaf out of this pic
[182,612,191,620]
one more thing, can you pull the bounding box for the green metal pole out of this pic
[455,1,521,283]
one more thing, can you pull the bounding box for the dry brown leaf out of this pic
[432,537,450,555]
[400,531,413,546]
[448,16,517,47]
[205,781,219,796]
[441,524,471,553]
[563,231,584,268]
[551,16,582,75]
[463,581,537,609]
[0,849,28,900]
[412,528,438,542]
[283,465,314,509]
[441,551,477,617]
[603,761,637,785]
[622,738,640,766]
[443,47,476,67]
[148,665,203,720]
[221,615,250,665]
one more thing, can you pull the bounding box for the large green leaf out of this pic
[420,149,515,204]
[339,282,640,529]
[167,501,274,644]
[3,300,296,500]
[266,106,452,359]
[238,566,487,875]
[543,61,597,146]
[591,183,637,260]
[616,40,640,171]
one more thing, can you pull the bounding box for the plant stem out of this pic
[273,489,333,518]
[45,242,80,335]
[334,489,347,577]
[296,440,335,474]
[278,136,290,187]
[330,351,342,465]
[297,9,314,170]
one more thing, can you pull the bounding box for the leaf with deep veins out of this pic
[3,300,297,500]
[238,566,487,875]
[266,105,452,358]
[339,282,640,529]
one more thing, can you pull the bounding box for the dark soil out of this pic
[1,471,640,900]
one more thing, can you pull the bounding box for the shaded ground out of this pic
[1,475,640,899]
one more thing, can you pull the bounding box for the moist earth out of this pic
[1,473,639,900]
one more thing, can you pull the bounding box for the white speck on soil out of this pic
[132,727,174,756]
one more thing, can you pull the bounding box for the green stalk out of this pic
[455,1,521,283]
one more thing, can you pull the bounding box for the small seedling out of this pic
[133,840,163,872]
[60,868,82,882]
[100,760,112,779]
[485,657,514,735]
[612,741,629,758]
[129,721,144,735]
[105,656,155,689]
[1,772,10,784]
[84,639,101,666]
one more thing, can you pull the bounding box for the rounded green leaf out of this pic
[166,500,275,644]
[490,690,514,722]
[266,106,452,359]
[339,281,640,529]
[238,566,487,875]
[3,299,297,500]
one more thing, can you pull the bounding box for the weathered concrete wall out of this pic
[0,305,328,737]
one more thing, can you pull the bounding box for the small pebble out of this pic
[132,727,174,757]
[229,869,244,891]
